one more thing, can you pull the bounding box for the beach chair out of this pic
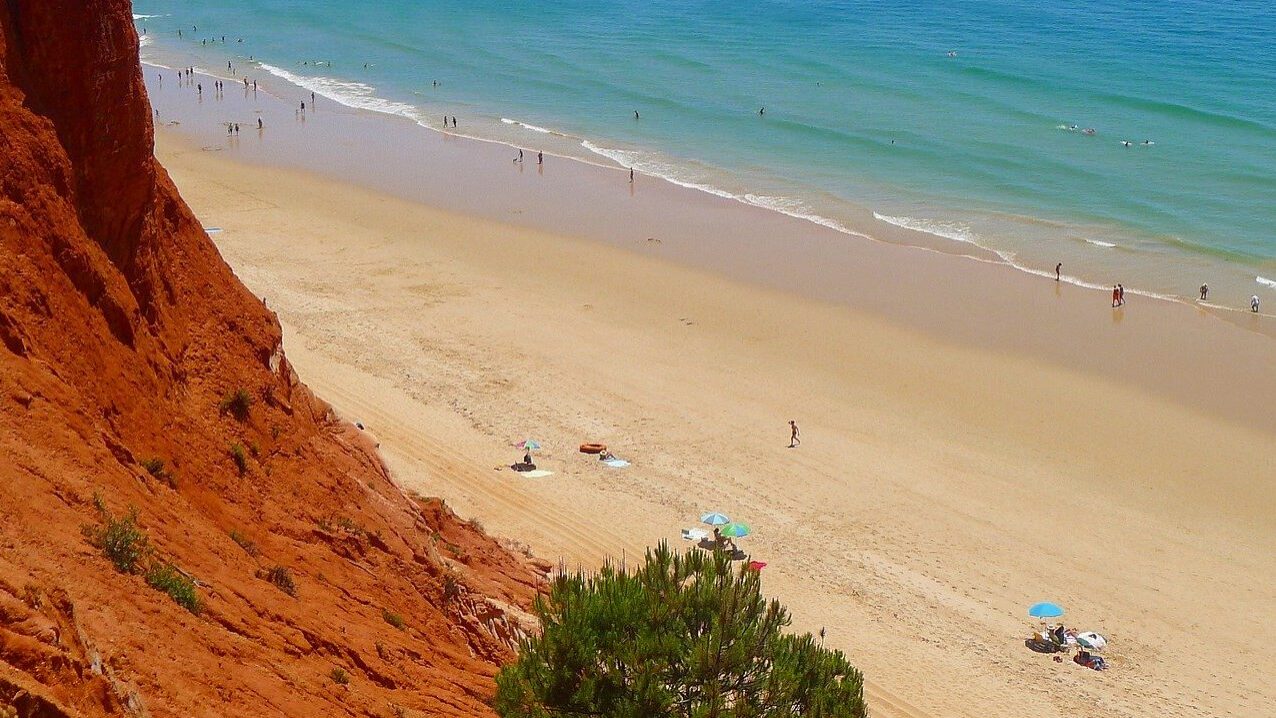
[681,528,709,542]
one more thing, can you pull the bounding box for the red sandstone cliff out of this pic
[0,2,544,716]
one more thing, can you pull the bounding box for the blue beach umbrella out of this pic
[700,512,731,526]
[518,439,542,451]
[1028,602,1065,619]
[720,522,751,538]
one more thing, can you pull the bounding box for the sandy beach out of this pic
[157,133,1275,718]
[151,67,1275,718]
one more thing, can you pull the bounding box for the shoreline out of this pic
[156,127,1276,718]
[133,29,1276,315]
[144,63,1276,434]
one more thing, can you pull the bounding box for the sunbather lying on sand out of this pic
[1074,650,1108,671]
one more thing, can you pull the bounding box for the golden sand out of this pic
[159,130,1275,718]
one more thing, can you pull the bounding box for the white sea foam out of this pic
[501,118,554,134]
[139,35,153,48]
[1258,276,1276,290]
[873,212,983,247]
[743,194,854,234]
[1084,238,1117,248]
[258,63,423,124]
[133,14,166,20]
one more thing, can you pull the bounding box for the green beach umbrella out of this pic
[719,522,751,538]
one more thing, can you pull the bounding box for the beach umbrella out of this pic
[720,522,751,538]
[1075,632,1107,650]
[1028,602,1065,619]
[700,512,731,526]
[518,439,542,451]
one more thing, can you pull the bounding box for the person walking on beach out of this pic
[197,83,202,96]
[1111,286,1120,308]
[1253,295,1261,313]
[789,420,801,448]
[258,118,263,130]
[452,116,458,128]
[537,151,543,165]
[1055,262,1062,282]
[629,167,634,183]
[1200,283,1209,301]
[1118,284,1125,306]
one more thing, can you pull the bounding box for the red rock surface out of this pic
[0,2,544,716]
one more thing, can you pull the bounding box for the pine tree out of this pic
[495,543,866,718]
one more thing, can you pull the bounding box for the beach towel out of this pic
[681,528,709,542]
[521,470,553,478]
[603,459,630,468]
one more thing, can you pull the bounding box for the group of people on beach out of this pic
[1111,284,1126,307]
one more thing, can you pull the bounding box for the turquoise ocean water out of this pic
[134,0,1276,307]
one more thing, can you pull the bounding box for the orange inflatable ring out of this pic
[579,443,607,454]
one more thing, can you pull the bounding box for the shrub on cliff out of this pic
[83,505,151,574]
[145,563,203,615]
[494,542,866,718]
[229,443,249,475]
[83,501,203,614]
[219,387,254,421]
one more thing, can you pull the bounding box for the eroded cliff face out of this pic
[0,2,544,716]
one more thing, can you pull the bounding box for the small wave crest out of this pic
[580,140,856,235]
[133,14,166,20]
[1258,276,1276,290]
[257,64,423,124]
[500,118,555,135]
[1084,239,1117,248]
[873,212,983,247]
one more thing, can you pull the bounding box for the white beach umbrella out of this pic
[1075,632,1107,650]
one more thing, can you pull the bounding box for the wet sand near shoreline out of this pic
[145,67,1276,435]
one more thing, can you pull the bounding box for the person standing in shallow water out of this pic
[1055,263,1062,281]
[629,167,634,183]
[1200,283,1209,301]
[1111,286,1120,308]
